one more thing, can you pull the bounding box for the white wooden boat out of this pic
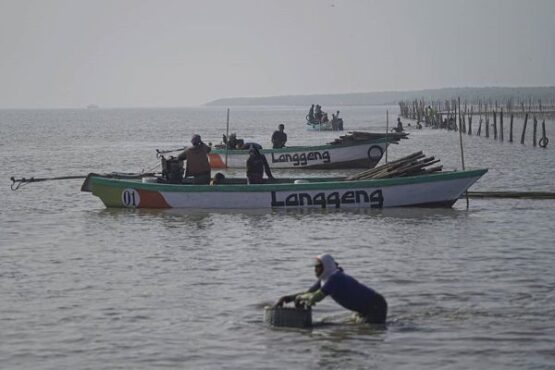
[306,120,342,131]
[81,169,487,209]
[209,137,392,170]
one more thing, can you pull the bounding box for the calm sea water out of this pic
[1,106,554,369]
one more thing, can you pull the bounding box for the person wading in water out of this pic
[276,253,388,324]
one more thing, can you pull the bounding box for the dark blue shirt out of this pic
[309,271,379,314]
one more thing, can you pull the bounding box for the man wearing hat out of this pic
[276,254,388,324]
[178,134,211,185]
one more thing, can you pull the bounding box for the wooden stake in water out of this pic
[533,116,538,147]
[385,110,389,163]
[458,97,469,209]
[493,111,498,140]
[500,109,504,142]
[225,108,230,168]
[521,113,528,144]
[509,114,514,142]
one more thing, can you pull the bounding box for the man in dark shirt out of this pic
[271,124,287,149]
[246,145,274,184]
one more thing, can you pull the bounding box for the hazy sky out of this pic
[1,0,554,108]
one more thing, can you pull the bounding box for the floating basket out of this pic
[264,306,312,328]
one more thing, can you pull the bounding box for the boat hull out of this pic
[209,140,388,169]
[87,169,487,210]
[306,122,338,131]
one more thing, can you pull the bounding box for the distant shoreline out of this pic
[205,86,555,107]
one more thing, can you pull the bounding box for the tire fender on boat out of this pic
[368,145,384,162]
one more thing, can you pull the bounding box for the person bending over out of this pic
[276,254,387,324]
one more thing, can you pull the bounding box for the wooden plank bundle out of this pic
[328,131,408,145]
[346,151,443,180]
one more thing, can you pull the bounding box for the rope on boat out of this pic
[143,161,162,173]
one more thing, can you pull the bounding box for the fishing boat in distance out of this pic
[208,132,407,169]
[305,105,344,131]
[81,152,487,209]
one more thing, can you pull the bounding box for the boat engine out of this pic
[161,156,184,183]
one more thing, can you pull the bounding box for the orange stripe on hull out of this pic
[209,153,226,169]
[138,189,170,208]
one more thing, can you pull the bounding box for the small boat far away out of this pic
[305,104,344,131]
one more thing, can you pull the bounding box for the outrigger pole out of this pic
[10,175,87,190]
[10,172,157,191]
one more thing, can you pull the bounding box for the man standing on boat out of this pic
[271,124,287,149]
[276,254,388,324]
[393,117,404,133]
[307,104,315,123]
[246,145,274,184]
[177,134,211,184]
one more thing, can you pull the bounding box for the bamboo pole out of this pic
[533,116,538,147]
[509,114,514,143]
[225,108,230,168]
[468,107,473,136]
[521,113,528,144]
[493,111,498,140]
[457,97,469,209]
[499,109,504,142]
[458,97,462,132]
[477,103,482,136]
[385,110,389,163]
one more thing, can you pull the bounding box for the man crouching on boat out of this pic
[276,254,388,324]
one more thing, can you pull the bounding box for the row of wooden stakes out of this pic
[347,151,442,180]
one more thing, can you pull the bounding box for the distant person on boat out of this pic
[271,124,287,149]
[392,117,404,133]
[246,145,274,184]
[177,134,211,185]
[314,105,323,122]
[275,253,388,324]
[331,110,344,130]
[223,133,240,149]
[307,104,315,123]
